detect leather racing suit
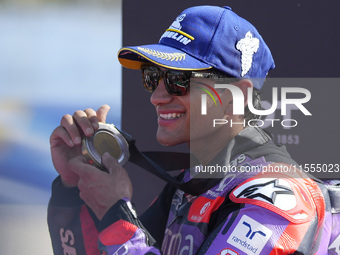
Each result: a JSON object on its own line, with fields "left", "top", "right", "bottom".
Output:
{"left": 48, "top": 127, "right": 340, "bottom": 254}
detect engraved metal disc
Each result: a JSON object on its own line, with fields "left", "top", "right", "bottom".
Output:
{"left": 82, "top": 123, "right": 130, "bottom": 168}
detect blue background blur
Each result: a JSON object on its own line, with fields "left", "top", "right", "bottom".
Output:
{"left": 0, "top": 1, "right": 122, "bottom": 253}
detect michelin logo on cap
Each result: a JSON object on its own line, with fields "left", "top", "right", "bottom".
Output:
{"left": 236, "top": 31, "right": 260, "bottom": 77}
{"left": 160, "top": 13, "right": 194, "bottom": 45}
{"left": 170, "top": 14, "right": 186, "bottom": 30}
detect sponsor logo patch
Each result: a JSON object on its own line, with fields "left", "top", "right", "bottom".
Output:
{"left": 187, "top": 196, "right": 224, "bottom": 223}
{"left": 230, "top": 175, "right": 316, "bottom": 223}
{"left": 160, "top": 13, "right": 194, "bottom": 46}
{"left": 227, "top": 215, "right": 272, "bottom": 255}
{"left": 231, "top": 178, "right": 296, "bottom": 211}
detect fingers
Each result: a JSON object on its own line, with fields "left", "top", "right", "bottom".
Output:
{"left": 60, "top": 114, "right": 82, "bottom": 145}
{"left": 84, "top": 108, "right": 100, "bottom": 130}
{"left": 69, "top": 156, "right": 103, "bottom": 182}
{"left": 50, "top": 125, "right": 75, "bottom": 148}
{"left": 70, "top": 153, "right": 119, "bottom": 178}
{"left": 101, "top": 152, "right": 120, "bottom": 174}
{"left": 71, "top": 153, "right": 133, "bottom": 220}
{"left": 72, "top": 109, "right": 95, "bottom": 137}
{"left": 70, "top": 153, "right": 121, "bottom": 181}
{"left": 101, "top": 153, "right": 133, "bottom": 198}
{"left": 57, "top": 105, "right": 110, "bottom": 146}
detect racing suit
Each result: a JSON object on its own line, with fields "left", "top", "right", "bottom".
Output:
{"left": 48, "top": 127, "right": 340, "bottom": 254}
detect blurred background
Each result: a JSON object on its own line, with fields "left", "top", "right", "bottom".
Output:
{"left": 1, "top": 0, "right": 339, "bottom": 253}
{"left": 0, "top": 0, "right": 122, "bottom": 253}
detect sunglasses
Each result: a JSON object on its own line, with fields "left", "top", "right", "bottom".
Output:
{"left": 141, "top": 65, "right": 230, "bottom": 96}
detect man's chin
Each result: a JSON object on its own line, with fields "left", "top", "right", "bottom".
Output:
{"left": 157, "top": 138, "right": 177, "bottom": 147}
{"left": 156, "top": 134, "right": 183, "bottom": 147}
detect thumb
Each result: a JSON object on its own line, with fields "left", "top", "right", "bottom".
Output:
{"left": 101, "top": 152, "right": 120, "bottom": 174}
{"left": 69, "top": 155, "right": 95, "bottom": 176}
{"left": 96, "top": 104, "right": 111, "bottom": 123}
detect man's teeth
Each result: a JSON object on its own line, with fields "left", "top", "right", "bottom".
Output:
{"left": 159, "top": 113, "right": 184, "bottom": 119}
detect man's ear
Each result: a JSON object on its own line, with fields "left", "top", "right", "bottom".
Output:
{"left": 234, "top": 79, "right": 253, "bottom": 107}
{"left": 223, "top": 79, "right": 253, "bottom": 117}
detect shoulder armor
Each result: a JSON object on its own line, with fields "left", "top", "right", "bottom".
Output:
{"left": 229, "top": 163, "right": 324, "bottom": 223}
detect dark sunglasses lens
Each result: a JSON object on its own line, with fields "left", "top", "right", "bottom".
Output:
{"left": 166, "top": 71, "right": 189, "bottom": 96}
{"left": 142, "top": 67, "right": 160, "bottom": 92}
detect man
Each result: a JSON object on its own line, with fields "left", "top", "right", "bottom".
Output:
{"left": 48, "top": 5, "right": 334, "bottom": 254}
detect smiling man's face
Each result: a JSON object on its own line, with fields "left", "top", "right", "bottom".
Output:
{"left": 149, "top": 70, "right": 231, "bottom": 148}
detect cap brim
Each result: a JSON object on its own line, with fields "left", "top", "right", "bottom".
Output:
{"left": 118, "top": 44, "right": 212, "bottom": 70}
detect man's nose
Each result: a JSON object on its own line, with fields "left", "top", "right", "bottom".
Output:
{"left": 150, "top": 79, "right": 173, "bottom": 106}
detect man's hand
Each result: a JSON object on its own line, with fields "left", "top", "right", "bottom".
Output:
{"left": 50, "top": 105, "right": 111, "bottom": 187}
{"left": 70, "top": 153, "right": 133, "bottom": 220}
